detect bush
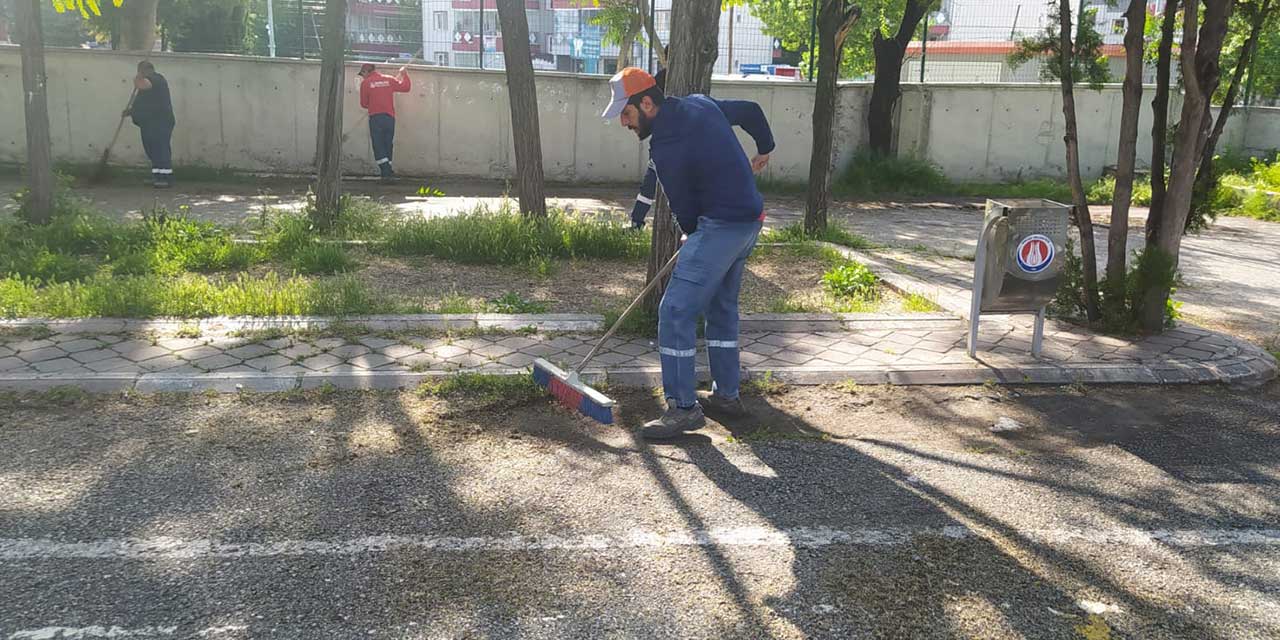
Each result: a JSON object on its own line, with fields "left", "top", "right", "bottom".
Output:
{"left": 836, "top": 152, "right": 951, "bottom": 196}
{"left": 1086, "top": 176, "right": 1153, "bottom": 206}
{"left": 822, "top": 262, "right": 879, "bottom": 300}
{"left": 1238, "top": 191, "right": 1280, "bottom": 222}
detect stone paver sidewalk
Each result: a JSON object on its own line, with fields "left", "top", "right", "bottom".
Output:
{"left": 0, "top": 310, "right": 1273, "bottom": 394}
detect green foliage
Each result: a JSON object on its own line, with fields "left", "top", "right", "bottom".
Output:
{"left": 160, "top": 0, "right": 253, "bottom": 54}
{"left": 836, "top": 151, "right": 952, "bottom": 196}
{"left": 952, "top": 179, "right": 1075, "bottom": 203}
{"left": 903, "top": 293, "right": 940, "bottom": 312}
{"left": 1008, "top": 3, "right": 1111, "bottom": 89}
{"left": 487, "top": 292, "right": 550, "bottom": 314}
{"left": 380, "top": 205, "right": 647, "bottom": 265}
{"left": 289, "top": 244, "right": 357, "bottom": 275}
{"left": 1050, "top": 236, "right": 1087, "bottom": 320}
{"left": 417, "top": 372, "right": 543, "bottom": 405}
{"left": 821, "top": 261, "right": 878, "bottom": 300}
{"left": 1057, "top": 237, "right": 1179, "bottom": 333}
{"left": 749, "top": 0, "right": 938, "bottom": 79}
{"left": 1237, "top": 191, "right": 1280, "bottom": 221}
{"left": 50, "top": 0, "right": 121, "bottom": 19}
{"left": 0, "top": 272, "right": 379, "bottom": 319}
{"left": 1086, "top": 176, "right": 1153, "bottom": 206}
{"left": 758, "top": 222, "right": 874, "bottom": 249}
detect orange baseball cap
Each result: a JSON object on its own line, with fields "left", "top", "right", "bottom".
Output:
{"left": 601, "top": 67, "right": 657, "bottom": 119}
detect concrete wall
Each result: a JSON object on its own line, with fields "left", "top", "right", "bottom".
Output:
{"left": 2, "top": 46, "right": 1278, "bottom": 184}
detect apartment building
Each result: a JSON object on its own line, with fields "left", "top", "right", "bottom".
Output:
{"left": 421, "top": 0, "right": 780, "bottom": 74}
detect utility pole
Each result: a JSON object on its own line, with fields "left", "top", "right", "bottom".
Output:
{"left": 267, "top": 0, "right": 278, "bottom": 57}
{"left": 479, "top": 4, "right": 485, "bottom": 69}
{"left": 299, "top": 0, "right": 306, "bottom": 58}
{"left": 807, "top": 0, "right": 818, "bottom": 81}
{"left": 919, "top": 9, "right": 928, "bottom": 82}
{"left": 726, "top": 3, "right": 734, "bottom": 74}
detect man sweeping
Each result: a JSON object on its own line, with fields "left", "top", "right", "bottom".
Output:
{"left": 123, "top": 61, "right": 175, "bottom": 189}
{"left": 602, "top": 67, "right": 774, "bottom": 440}
{"left": 358, "top": 63, "right": 411, "bottom": 183}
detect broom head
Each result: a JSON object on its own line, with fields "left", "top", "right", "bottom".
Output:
{"left": 532, "top": 358, "right": 615, "bottom": 425}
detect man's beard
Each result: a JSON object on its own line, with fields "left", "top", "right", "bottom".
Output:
{"left": 632, "top": 109, "right": 653, "bottom": 141}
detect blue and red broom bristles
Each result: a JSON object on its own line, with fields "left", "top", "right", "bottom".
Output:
{"left": 532, "top": 358, "right": 615, "bottom": 425}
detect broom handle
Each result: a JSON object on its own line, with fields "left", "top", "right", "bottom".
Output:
{"left": 105, "top": 89, "right": 139, "bottom": 155}
{"left": 575, "top": 247, "right": 682, "bottom": 374}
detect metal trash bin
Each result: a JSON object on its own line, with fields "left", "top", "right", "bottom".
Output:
{"left": 967, "top": 199, "right": 1072, "bottom": 358}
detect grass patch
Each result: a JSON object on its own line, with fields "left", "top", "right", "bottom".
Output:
{"left": 1087, "top": 175, "right": 1153, "bottom": 206}
{"left": 1234, "top": 191, "right": 1280, "bottom": 222}
{"left": 381, "top": 204, "right": 647, "bottom": 265}
{"left": 289, "top": 244, "right": 358, "bottom": 275}
{"left": 0, "top": 273, "right": 379, "bottom": 319}
{"left": 174, "top": 323, "right": 202, "bottom": 339}
{"left": 487, "top": 292, "right": 550, "bottom": 314}
{"left": 952, "top": 179, "right": 1074, "bottom": 203}
{"left": 602, "top": 306, "right": 659, "bottom": 338}
{"left": 0, "top": 324, "right": 54, "bottom": 342}
{"left": 903, "top": 293, "right": 941, "bottom": 313}
{"left": 741, "top": 371, "right": 787, "bottom": 396}
{"left": 759, "top": 222, "right": 874, "bottom": 250}
{"left": 417, "top": 372, "right": 543, "bottom": 405}
{"left": 835, "top": 151, "right": 951, "bottom": 197}
{"left": 0, "top": 207, "right": 263, "bottom": 282}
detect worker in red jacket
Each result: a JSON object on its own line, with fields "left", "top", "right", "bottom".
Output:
{"left": 358, "top": 63, "right": 411, "bottom": 183}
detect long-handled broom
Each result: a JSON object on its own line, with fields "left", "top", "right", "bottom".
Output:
{"left": 90, "top": 89, "right": 138, "bottom": 184}
{"left": 533, "top": 248, "right": 682, "bottom": 425}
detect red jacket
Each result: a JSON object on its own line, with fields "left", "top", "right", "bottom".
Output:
{"left": 360, "top": 71, "right": 411, "bottom": 118}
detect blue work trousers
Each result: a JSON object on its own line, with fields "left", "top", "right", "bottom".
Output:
{"left": 658, "top": 216, "right": 762, "bottom": 409}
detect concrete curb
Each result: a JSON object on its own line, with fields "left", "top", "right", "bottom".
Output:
{"left": 1, "top": 313, "right": 964, "bottom": 336}
{"left": 3, "top": 351, "right": 1273, "bottom": 394}
{"left": 0, "top": 314, "right": 605, "bottom": 335}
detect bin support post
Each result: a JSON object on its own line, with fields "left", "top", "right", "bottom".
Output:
{"left": 1032, "top": 307, "right": 1046, "bottom": 359}
{"left": 968, "top": 215, "right": 999, "bottom": 359}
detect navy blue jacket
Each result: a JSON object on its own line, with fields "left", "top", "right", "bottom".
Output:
{"left": 642, "top": 95, "right": 775, "bottom": 234}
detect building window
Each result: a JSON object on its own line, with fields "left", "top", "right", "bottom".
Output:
{"left": 434, "top": 11, "right": 447, "bottom": 31}
{"left": 1111, "top": 18, "right": 1125, "bottom": 35}
{"left": 435, "top": 52, "right": 449, "bottom": 66}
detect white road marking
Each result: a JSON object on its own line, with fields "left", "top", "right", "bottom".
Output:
{"left": 1, "top": 526, "right": 1278, "bottom": 561}
{"left": 7, "top": 627, "right": 176, "bottom": 639}
{"left": 5, "top": 627, "right": 243, "bottom": 639}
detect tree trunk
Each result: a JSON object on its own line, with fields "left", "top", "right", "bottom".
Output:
{"left": 637, "top": 0, "right": 667, "bottom": 67}
{"left": 119, "top": 0, "right": 161, "bottom": 51}
{"left": 497, "top": 0, "right": 547, "bottom": 218}
{"left": 1146, "top": 0, "right": 1179, "bottom": 245}
{"left": 643, "top": 0, "right": 720, "bottom": 311}
{"left": 312, "top": 0, "right": 347, "bottom": 228}
{"left": 16, "top": 0, "right": 54, "bottom": 225}
{"left": 1104, "top": 0, "right": 1147, "bottom": 304}
{"left": 804, "top": 0, "right": 860, "bottom": 234}
{"left": 1140, "top": 0, "right": 1233, "bottom": 332}
{"left": 1193, "top": 0, "right": 1272, "bottom": 196}
{"left": 867, "top": 0, "right": 930, "bottom": 156}
{"left": 1058, "top": 0, "right": 1102, "bottom": 322}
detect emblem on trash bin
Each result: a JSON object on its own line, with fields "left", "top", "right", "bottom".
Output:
{"left": 1015, "top": 234, "right": 1055, "bottom": 273}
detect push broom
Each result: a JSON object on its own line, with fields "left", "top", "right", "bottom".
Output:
{"left": 90, "top": 88, "right": 138, "bottom": 184}
{"left": 533, "top": 248, "right": 682, "bottom": 425}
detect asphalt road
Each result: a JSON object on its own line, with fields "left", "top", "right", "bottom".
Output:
{"left": 1, "top": 382, "right": 1278, "bottom": 639}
